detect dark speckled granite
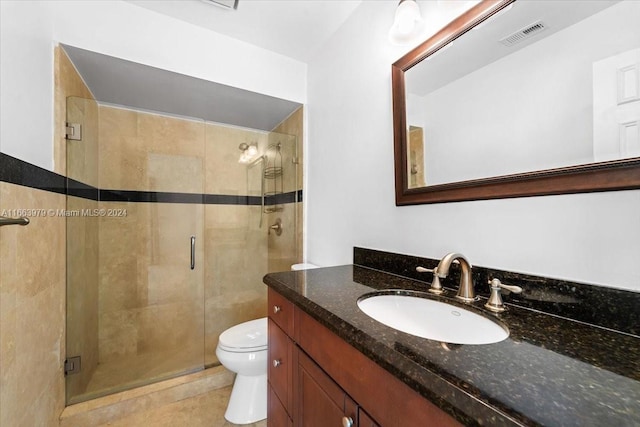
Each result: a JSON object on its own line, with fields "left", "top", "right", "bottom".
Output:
{"left": 264, "top": 260, "right": 640, "bottom": 427}
{"left": 354, "top": 247, "right": 640, "bottom": 337}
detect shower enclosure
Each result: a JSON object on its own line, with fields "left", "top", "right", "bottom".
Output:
{"left": 65, "top": 97, "right": 300, "bottom": 404}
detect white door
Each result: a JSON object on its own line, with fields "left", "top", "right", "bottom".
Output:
{"left": 593, "top": 48, "right": 640, "bottom": 161}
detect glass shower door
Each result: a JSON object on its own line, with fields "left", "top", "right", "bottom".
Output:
{"left": 65, "top": 98, "right": 205, "bottom": 404}
{"left": 65, "top": 96, "right": 100, "bottom": 404}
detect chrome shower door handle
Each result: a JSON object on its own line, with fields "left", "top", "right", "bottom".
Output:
{"left": 190, "top": 236, "right": 196, "bottom": 270}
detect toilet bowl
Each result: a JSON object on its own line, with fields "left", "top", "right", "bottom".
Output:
{"left": 216, "top": 317, "right": 268, "bottom": 425}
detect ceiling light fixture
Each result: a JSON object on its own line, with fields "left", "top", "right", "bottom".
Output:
{"left": 388, "top": 0, "right": 426, "bottom": 45}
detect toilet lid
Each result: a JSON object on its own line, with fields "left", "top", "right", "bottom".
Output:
{"left": 218, "top": 317, "right": 268, "bottom": 352}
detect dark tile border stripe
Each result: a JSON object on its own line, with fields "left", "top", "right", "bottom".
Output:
{"left": 1, "top": 153, "right": 303, "bottom": 206}
{"left": 0, "top": 152, "right": 66, "bottom": 195}
{"left": 68, "top": 178, "right": 99, "bottom": 200}
{"left": 100, "top": 190, "right": 204, "bottom": 204}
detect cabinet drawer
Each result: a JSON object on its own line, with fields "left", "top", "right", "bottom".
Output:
{"left": 268, "top": 319, "right": 292, "bottom": 414}
{"left": 268, "top": 288, "right": 294, "bottom": 336}
{"left": 268, "top": 384, "right": 292, "bottom": 427}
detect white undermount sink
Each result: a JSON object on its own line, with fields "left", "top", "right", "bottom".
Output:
{"left": 357, "top": 292, "right": 509, "bottom": 345}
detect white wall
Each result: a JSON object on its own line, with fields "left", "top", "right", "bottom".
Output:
{"left": 0, "top": 0, "right": 307, "bottom": 171}
{"left": 0, "top": 1, "right": 55, "bottom": 170}
{"left": 418, "top": 1, "right": 640, "bottom": 185}
{"left": 306, "top": 1, "right": 640, "bottom": 291}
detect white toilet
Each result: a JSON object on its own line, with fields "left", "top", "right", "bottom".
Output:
{"left": 217, "top": 264, "right": 318, "bottom": 423}
{"left": 216, "top": 317, "right": 268, "bottom": 424}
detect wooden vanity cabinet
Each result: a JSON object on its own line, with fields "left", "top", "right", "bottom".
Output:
{"left": 268, "top": 318, "right": 293, "bottom": 424}
{"left": 268, "top": 289, "right": 295, "bottom": 426}
{"left": 296, "top": 350, "right": 358, "bottom": 427}
{"left": 268, "top": 385, "right": 293, "bottom": 427}
{"left": 267, "top": 288, "right": 461, "bottom": 427}
{"left": 358, "top": 410, "right": 380, "bottom": 427}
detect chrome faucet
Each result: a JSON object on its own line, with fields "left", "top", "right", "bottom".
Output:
{"left": 436, "top": 253, "right": 476, "bottom": 302}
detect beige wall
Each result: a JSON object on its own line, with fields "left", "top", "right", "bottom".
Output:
{"left": 34, "top": 49, "right": 304, "bottom": 408}
{"left": 98, "top": 106, "right": 205, "bottom": 193}
{"left": 203, "top": 122, "right": 269, "bottom": 366}
{"left": 268, "top": 107, "right": 304, "bottom": 272}
{"left": 408, "top": 126, "right": 426, "bottom": 188}
{"left": 94, "top": 200, "right": 205, "bottom": 394}
{"left": 0, "top": 44, "right": 101, "bottom": 424}
{"left": 54, "top": 47, "right": 94, "bottom": 177}
{"left": 65, "top": 195, "right": 100, "bottom": 403}
{"left": 95, "top": 107, "right": 278, "bottom": 370}
{"left": 0, "top": 183, "right": 66, "bottom": 426}
{"left": 56, "top": 47, "right": 101, "bottom": 404}
{"left": 89, "top": 107, "right": 206, "bottom": 399}
{"left": 65, "top": 96, "right": 100, "bottom": 402}
{"left": 2, "top": 43, "right": 304, "bottom": 423}
{"left": 272, "top": 107, "right": 304, "bottom": 193}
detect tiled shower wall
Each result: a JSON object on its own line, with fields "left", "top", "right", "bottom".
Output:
{"left": 66, "top": 89, "right": 302, "bottom": 402}
{"left": 269, "top": 107, "right": 304, "bottom": 273}
{"left": 0, "top": 47, "right": 90, "bottom": 426}
{"left": 66, "top": 95, "right": 100, "bottom": 402}
{"left": 0, "top": 43, "right": 304, "bottom": 423}
{"left": 0, "top": 182, "right": 66, "bottom": 427}
{"left": 94, "top": 107, "right": 206, "bottom": 375}
{"left": 94, "top": 106, "right": 278, "bottom": 369}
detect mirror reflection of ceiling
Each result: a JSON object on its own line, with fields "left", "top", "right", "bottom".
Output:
{"left": 406, "top": 0, "right": 620, "bottom": 97}
{"left": 62, "top": 44, "right": 302, "bottom": 131}
{"left": 403, "top": 0, "right": 640, "bottom": 187}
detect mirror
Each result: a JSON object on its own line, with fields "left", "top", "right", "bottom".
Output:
{"left": 392, "top": 0, "right": 640, "bottom": 205}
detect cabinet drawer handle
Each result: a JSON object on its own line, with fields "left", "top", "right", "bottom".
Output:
{"left": 272, "top": 359, "right": 282, "bottom": 368}
{"left": 342, "top": 416, "right": 354, "bottom": 427}
{"left": 273, "top": 305, "right": 281, "bottom": 314}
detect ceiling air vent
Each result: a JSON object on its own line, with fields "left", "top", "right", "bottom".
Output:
{"left": 499, "top": 21, "right": 546, "bottom": 47}
{"left": 201, "top": 0, "right": 239, "bottom": 10}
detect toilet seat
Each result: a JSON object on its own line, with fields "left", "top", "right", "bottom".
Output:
{"left": 218, "top": 317, "right": 267, "bottom": 353}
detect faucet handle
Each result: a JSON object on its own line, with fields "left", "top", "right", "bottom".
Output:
{"left": 484, "top": 278, "right": 522, "bottom": 312}
{"left": 489, "top": 278, "right": 522, "bottom": 294}
{"left": 416, "top": 266, "right": 444, "bottom": 295}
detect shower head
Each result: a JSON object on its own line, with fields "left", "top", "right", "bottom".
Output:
{"left": 238, "top": 143, "right": 258, "bottom": 163}
{"left": 239, "top": 143, "right": 257, "bottom": 155}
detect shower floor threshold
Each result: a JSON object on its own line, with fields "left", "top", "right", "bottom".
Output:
{"left": 60, "top": 365, "right": 233, "bottom": 427}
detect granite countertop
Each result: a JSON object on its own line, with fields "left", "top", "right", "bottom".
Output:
{"left": 263, "top": 264, "right": 640, "bottom": 427}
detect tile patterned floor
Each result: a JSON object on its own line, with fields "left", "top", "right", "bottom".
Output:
{"left": 99, "top": 385, "right": 267, "bottom": 427}
{"left": 61, "top": 367, "right": 266, "bottom": 427}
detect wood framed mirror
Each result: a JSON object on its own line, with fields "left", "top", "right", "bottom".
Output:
{"left": 392, "top": 0, "right": 640, "bottom": 205}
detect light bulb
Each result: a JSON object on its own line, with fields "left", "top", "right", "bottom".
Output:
{"left": 389, "top": 0, "right": 425, "bottom": 45}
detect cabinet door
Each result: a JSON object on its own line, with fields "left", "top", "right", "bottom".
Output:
{"left": 296, "top": 349, "right": 357, "bottom": 427}
{"left": 268, "top": 385, "right": 293, "bottom": 427}
{"left": 358, "top": 409, "right": 380, "bottom": 427}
